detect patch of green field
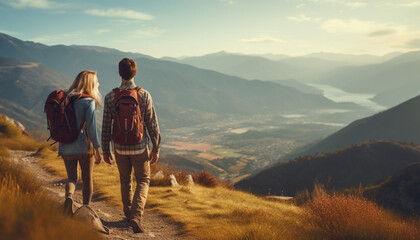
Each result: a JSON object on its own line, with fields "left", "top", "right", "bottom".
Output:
{"left": 211, "top": 148, "right": 242, "bottom": 158}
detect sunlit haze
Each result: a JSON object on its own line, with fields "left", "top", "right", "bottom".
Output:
{"left": 1, "top": 0, "right": 420, "bottom": 58}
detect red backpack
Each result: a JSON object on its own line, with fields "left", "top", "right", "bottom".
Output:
{"left": 44, "top": 90, "right": 90, "bottom": 144}
{"left": 112, "top": 87, "right": 144, "bottom": 144}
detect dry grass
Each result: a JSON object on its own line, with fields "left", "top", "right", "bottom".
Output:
{"left": 303, "top": 185, "right": 420, "bottom": 240}
{"left": 0, "top": 115, "right": 43, "bottom": 151}
{"left": 0, "top": 119, "right": 102, "bottom": 239}
{"left": 0, "top": 155, "right": 102, "bottom": 240}
{"left": 148, "top": 186, "right": 308, "bottom": 240}
{"left": 0, "top": 146, "right": 10, "bottom": 157}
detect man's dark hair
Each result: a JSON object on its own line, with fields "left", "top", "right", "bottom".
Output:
{"left": 119, "top": 58, "right": 137, "bottom": 80}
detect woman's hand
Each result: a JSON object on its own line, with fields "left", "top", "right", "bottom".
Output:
{"left": 103, "top": 153, "right": 114, "bottom": 165}
{"left": 94, "top": 148, "right": 102, "bottom": 164}
{"left": 150, "top": 151, "right": 159, "bottom": 164}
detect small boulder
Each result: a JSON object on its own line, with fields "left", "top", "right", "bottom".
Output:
{"left": 73, "top": 205, "right": 109, "bottom": 234}
{"left": 186, "top": 174, "right": 194, "bottom": 186}
{"left": 151, "top": 170, "right": 164, "bottom": 180}
{"left": 170, "top": 174, "right": 179, "bottom": 187}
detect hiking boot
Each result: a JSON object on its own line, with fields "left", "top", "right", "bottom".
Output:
{"left": 124, "top": 210, "right": 131, "bottom": 222}
{"left": 130, "top": 218, "right": 145, "bottom": 233}
{"left": 64, "top": 197, "right": 74, "bottom": 216}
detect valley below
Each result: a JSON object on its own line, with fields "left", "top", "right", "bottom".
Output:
{"left": 159, "top": 108, "right": 371, "bottom": 182}
{"left": 159, "top": 83, "right": 384, "bottom": 182}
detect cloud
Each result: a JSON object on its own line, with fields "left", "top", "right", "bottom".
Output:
{"left": 29, "top": 32, "right": 82, "bottom": 43}
{"left": 288, "top": 14, "right": 321, "bottom": 22}
{"left": 94, "top": 29, "right": 110, "bottom": 35}
{"left": 321, "top": 18, "right": 420, "bottom": 51}
{"left": 308, "top": 0, "right": 368, "bottom": 7}
{"left": 309, "top": 0, "right": 339, "bottom": 3}
{"left": 404, "top": 38, "right": 420, "bottom": 48}
{"left": 85, "top": 8, "right": 154, "bottom": 21}
{"left": 3, "top": 0, "right": 67, "bottom": 9}
{"left": 322, "top": 19, "right": 403, "bottom": 36}
{"left": 383, "top": 1, "right": 420, "bottom": 7}
{"left": 296, "top": 3, "right": 306, "bottom": 8}
{"left": 220, "top": 0, "right": 235, "bottom": 4}
{"left": 0, "top": 29, "right": 20, "bottom": 37}
{"left": 366, "top": 29, "right": 396, "bottom": 37}
{"left": 345, "top": 2, "right": 367, "bottom": 8}
{"left": 240, "top": 35, "right": 284, "bottom": 43}
{"left": 132, "top": 28, "right": 165, "bottom": 39}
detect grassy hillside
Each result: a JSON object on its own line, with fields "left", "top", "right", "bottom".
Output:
{"left": 0, "top": 56, "right": 70, "bottom": 129}
{"left": 366, "top": 163, "right": 420, "bottom": 216}
{"left": 1, "top": 113, "right": 417, "bottom": 239}
{"left": 37, "top": 138, "right": 420, "bottom": 239}
{"left": 0, "top": 115, "right": 101, "bottom": 240}
{"left": 236, "top": 140, "right": 420, "bottom": 196}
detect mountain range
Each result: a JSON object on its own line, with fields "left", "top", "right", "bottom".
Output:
{"left": 173, "top": 50, "right": 420, "bottom": 109}
{"left": 174, "top": 51, "right": 400, "bottom": 83}
{"left": 0, "top": 56, "right": 69, "bottom": 129}
{"left": 319, "top": 50, "right": 420, "bottom": 107}
{"left": 298, "top": 94, "right": 420, "bottom": 155}
{"left": 0, "top": 33, "right": 358, "bottom": 130}
{"left": 176, "top": 51, "right": 351, "bottom": 82}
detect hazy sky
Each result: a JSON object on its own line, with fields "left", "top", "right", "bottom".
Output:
{"left": 1, "top": 0, "right": 419, "bottom": 58}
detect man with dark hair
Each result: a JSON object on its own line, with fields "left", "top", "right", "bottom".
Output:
{"left": 102, "top": 58, "right": 161, "bottom": 233}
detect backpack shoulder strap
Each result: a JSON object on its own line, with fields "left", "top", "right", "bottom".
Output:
{"left": 79, "top": 93, "right": 92, "bottom": 99}
{"left": 68, "top": 92, "right": 92, "bottom": 101}
{"left": 112, "top": 88, "right": 120, "bottom": 94}
{"left": 134, "top": 86, "right": 142, "bottom": 105}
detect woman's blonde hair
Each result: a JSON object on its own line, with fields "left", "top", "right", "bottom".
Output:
{"left": 68, "top": 70, "right": 102, "bottom": 107}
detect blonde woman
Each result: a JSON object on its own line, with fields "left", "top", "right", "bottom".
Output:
{"left": 59, "top": 70, "right": 102, "bottom": 214}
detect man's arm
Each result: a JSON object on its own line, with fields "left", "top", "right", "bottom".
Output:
{"left": 143, "top": 91, "right": 161, "bottom": 160}
{"left": 101, "top": 93, "right": 114, "bottom": 164}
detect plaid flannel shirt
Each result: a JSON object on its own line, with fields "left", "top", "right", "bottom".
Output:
{"left": 101, "top": 81, "right": 161, "bottom": 155}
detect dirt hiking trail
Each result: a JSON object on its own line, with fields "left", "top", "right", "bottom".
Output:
{"left": 11, "top": 150, "right": 190, "bottom": 240}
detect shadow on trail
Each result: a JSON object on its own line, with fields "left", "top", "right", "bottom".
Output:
{"left": 101, "top": 219, "right": 129, "bottom": 230}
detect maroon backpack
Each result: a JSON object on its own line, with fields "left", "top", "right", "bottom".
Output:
{"left": 44, "top": 90, "right": 90, "bottom": 144}
{"left": 112, "top": 87, "right": 144, "bottom": 144}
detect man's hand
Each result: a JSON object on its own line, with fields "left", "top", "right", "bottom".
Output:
{"left": 103, "top": 153, "right": 114, "bottom": 165}
{"left": 150, "top": 151, "right": 159, "bottom": 164}
{"left": 94, "top": 148, "right": 102, "bottom": 164}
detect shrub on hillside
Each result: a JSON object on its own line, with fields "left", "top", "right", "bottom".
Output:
{"left": 192, "top": 170, "right": 219, "bottom": 188}
{"left": 304, "top": 187, "right": 420, "bottom": 240}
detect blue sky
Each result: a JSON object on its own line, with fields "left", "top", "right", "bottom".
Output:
{"left": 1, "top": 0, "right": 420, "bottom": 58}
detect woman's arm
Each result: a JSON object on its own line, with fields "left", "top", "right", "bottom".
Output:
{"left": 85, "top": 99, "right": 102, "bottom": 164}
{"left": 85, "top": 99, "right": 101, "bottom": 149}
